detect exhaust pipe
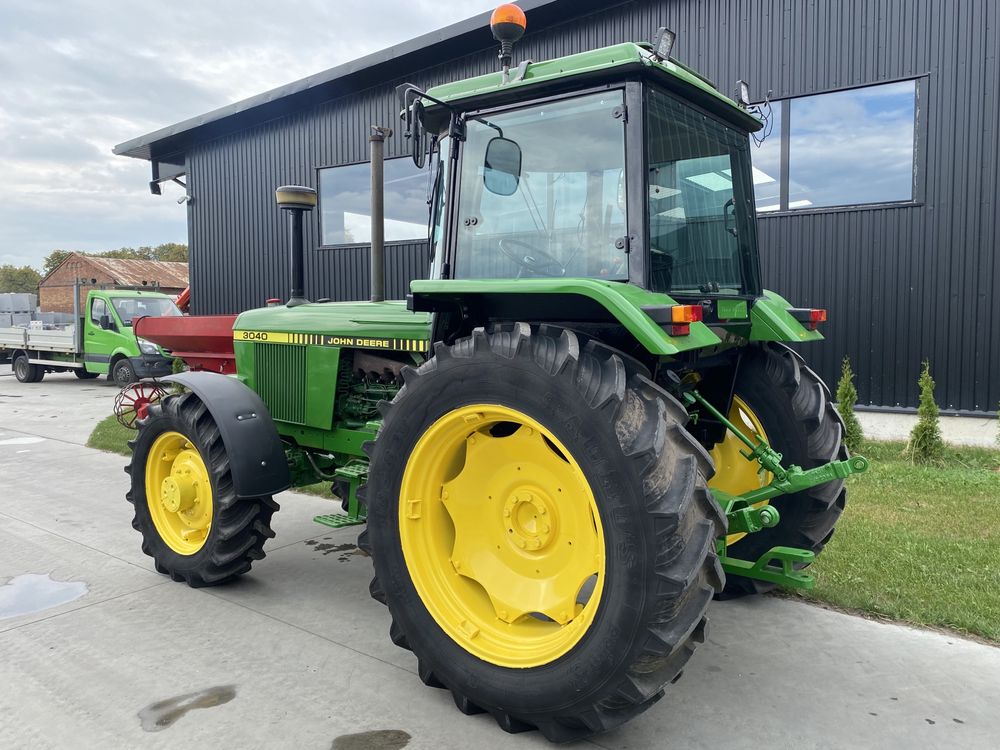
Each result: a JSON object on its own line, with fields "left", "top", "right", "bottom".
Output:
{"left": 369, "top": 126, "right": 392, "bottom": 303}
{"left": 275, "top": 185, "right": 317, "bottom": 308}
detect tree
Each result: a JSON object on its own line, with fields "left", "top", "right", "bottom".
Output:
{"left": 906, "top": 360, "right": 945, "bottom": 464}
{"left": 42, "top": 250, "right": 72, "bottom": 276}
{"left": 836, "top": 356, "right": 864, "bottom": 453}
{"left": 153, "top": 243, "right": 188, "bottom": 262}
{"left": 0, "top": 265, "right": 42, "bottom": 293}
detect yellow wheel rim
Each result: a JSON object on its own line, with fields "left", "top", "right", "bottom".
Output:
{"left": 708, "top": 396, "right": 773, "bottom": 546}
{"left": 145, "top": 431, "right": 214, "bottom": 555}
{"left": 399, "top": 404, "right": 606, "bottom": 669}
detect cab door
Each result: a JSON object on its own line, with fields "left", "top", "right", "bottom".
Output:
{"left": 84, "top": 296, "right": 116, "bottom": 374}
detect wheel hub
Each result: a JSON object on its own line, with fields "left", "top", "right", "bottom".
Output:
{"left": 160, "top": 473, "right": 196, "bottom": 513}
{"left": 504, "top": 489, "right": 555, "bottom": 551}
{"left": 144, "top": 431, "right": 213, "bottom": 555}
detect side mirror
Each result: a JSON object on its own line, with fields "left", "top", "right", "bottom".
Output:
{"left": 410, "top": 99, "right": 427, "bottom": 169}
{"left": 483, "top": 137, "right": 521, "bottom": 196}
{"left": 99, "top": 314, "right": 111, "bottom": 330}
{"left": 397, "top": 84, "right": 428, "bottom": 169}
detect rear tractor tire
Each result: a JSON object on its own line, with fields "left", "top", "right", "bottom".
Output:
{"left": 126, "top": 391, "right": 278, "bottom": 587}
{"left": 709, "top": 342, "right": 847, "bottom": 598}
{"left": 361, "top": 324, "right": 725, "bottom": 741}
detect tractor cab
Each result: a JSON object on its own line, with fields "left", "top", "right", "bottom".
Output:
{"left": 408, "top": 23, "right": 765, "bottom": 306}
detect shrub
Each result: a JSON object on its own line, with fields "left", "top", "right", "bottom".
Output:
{"left": 836, "top": 356, "right": 864, "bottom": 453}
{"left": 906, "top": 360, "right": 945, "bottom": 464}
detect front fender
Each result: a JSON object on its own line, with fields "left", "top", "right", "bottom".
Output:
{"left": 409, "top": 278, "right": 720, "bottom": 356}
{"left": 162, "top": 372, "right": 291, "bottom": 498}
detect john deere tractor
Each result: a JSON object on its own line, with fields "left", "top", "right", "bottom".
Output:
{"left": 126, "top": 5, "right": 866, "bottom": 741}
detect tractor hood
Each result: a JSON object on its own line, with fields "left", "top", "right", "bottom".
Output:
{"left": 234, "top": 300, "right": 431, "bottom": 348}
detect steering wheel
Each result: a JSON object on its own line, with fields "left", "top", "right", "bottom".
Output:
{"left": 498, "top": 238, "right": 566, "bottom": 276}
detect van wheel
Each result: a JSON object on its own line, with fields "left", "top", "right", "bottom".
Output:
{"left": 112, "top": 358, "right": 138, "bottom": 386}
{"left": 75, "top": 369, "right": 100, "bottom": 380}
{"left": 13, "top": 354, "right": 43, "bottom": 383}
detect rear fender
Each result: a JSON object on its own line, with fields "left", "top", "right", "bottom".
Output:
{"left": 750, "top": 290, "right": 824, "bottom": 343}
{"left": 161, "top": 372, "right": 291, "bottom": 498}
{"left": 409, "top": 278, "right": 721, "bottom": 356}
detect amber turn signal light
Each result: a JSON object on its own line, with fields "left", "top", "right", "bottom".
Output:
{"left": 668, "top": 304, "right": 703, "bottom": 336}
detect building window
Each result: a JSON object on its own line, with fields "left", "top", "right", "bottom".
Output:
{"left": 319, "top": 157, "right": 428, "bottom": 246}
{"left": 752, "top": 80, "right": 917, "bottom": 213}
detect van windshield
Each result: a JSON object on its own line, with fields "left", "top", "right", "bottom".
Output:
{"left": 111, "top": 297, "right": 182, "bottom": 326}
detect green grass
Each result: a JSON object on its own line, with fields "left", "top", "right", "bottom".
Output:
{"left": 297, "top": 482, "right": 337, "bottom": 499}
{"left": 786, "top": 440, "right": 1000, "bottom": 643}
{"left": 85, "top": 413, "right": 134, "bottom": 456}
{"left": 87, "top": 413, "right": 1000, "bottom": 641}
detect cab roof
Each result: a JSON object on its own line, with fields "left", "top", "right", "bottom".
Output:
{"left": 426, "top": 42, "right": 762, "bottom": 132}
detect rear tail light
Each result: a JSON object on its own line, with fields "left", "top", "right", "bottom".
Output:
{"left": 670, "top": 304, "right": 703, "bottom": 336}
{"left": 788, "top": 307, "right": 827, "bottom": 330}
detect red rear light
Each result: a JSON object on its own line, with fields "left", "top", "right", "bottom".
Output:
{"left": 788, "top": 307, "right": 828, "bottom": 330}
{"left": 671, "top": 304, "right": 704, "bottom": 323}
{"left": 670, "top": 304, "right": 703, "bottom": 335}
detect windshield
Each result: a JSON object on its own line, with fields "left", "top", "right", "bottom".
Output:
{"left": 111, "top": 297, "right": 182, "bottom": 326}
{"left": 646, "top": 89, "right": 759, "bottom": 295}
{"left": 454, "top": 91, "right": 628, "bottom": 280}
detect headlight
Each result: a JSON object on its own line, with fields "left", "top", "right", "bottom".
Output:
{"left": 138, "top": 338, "right": 159, "bottom": 355}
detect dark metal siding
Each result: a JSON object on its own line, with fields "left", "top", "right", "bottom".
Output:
{"left": 185, "top": 0, "right": 999, "bottom": 413}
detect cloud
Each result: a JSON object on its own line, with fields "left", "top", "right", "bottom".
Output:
{"left": 0, "top": 0, "right": 497, "bottom": 270}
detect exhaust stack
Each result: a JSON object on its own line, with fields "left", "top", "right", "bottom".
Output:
{"left": 275, "top": 185, "right": 317, "bottom": 308}
{"left": 369, "top": 126, "right": 392, "bottom": 303}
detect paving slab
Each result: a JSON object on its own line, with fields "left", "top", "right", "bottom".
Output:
{"left": 0, "top": 363, "right": 121, "bottom": 446}
{"left": 2, "top": 365, "right": 999, "bottom": 749}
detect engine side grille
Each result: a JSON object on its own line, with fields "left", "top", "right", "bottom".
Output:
{"left": 255, "top": 343, "right": 307, "bottom": 424}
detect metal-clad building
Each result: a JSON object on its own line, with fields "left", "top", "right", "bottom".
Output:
{"left": 115, "top": 0, "right": 1000, "bottom": 414}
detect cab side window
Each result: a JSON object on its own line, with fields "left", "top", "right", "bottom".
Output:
{"left": 91, "top": 298, "right": 108, "bottom": 327}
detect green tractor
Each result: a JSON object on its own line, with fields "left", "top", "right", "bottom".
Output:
{"left": 126, "top": 6, "right": 866, "bottom": 741}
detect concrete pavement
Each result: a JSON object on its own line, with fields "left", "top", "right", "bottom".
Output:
{"left": 1, "top": 367, "right": 999, "bottom": 749}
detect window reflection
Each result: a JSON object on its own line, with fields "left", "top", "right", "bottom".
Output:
{"left": 750, "top": 80, "right": 916, "bottom": 212}
{"left": 789, "top": 81, "right": 915, "bottom": 208}
{"left": 320, "top": 158, "right": 428, "bottom": 245}
{"left": 750, "top": 104, "right": 781, "bottom": 213}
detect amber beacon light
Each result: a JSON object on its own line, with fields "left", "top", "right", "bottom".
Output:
{"left": 491, "top": 3, "right": 527, "bottom": 75}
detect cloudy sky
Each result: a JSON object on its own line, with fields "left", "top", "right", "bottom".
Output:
{"left": 0, "top": 0, "right": 497, "bottom": 270}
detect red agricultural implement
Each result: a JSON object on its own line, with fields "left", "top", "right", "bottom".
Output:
{"left": 134, "top": 314, "right": 238, "bottom": 374}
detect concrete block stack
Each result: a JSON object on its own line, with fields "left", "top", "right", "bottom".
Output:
{"left": 0, "top": 293, "right": 70, "bottom": 329}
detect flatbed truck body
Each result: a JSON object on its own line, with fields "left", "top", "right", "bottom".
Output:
{"left": 0, "top": 289, "right": 179, "bottom": 384}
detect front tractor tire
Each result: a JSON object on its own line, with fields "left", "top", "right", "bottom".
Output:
{"left": 710, "top": 343, "right": 847, "bottom": 598}
{"left": 362, "top": 324, "right": 725, "bottom": 741}
{"left": 126, "top": 392, "right": 278, "bottom": 587}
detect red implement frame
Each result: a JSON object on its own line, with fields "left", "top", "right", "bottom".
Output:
{"left": 135, "top": 314, "right": 238, "bottom": 374}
